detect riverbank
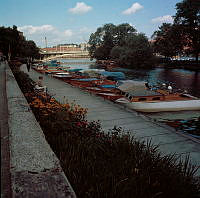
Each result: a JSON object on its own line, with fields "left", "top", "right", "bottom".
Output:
{"left": 161, "top": 60, "right": 200, "bottom": 71}
{"left": 95, "top": 59, "right": 200, "bottom": 72}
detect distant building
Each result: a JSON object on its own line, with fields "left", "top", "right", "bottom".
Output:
{"left": 18, "top": 31, "right": 26, "bottom": 40}
{"left": 41, "top": 43, "right": 89, "bottom": 53}
{"left": 18, "top": 31, "right": 23, "bottom": 37}
{"left": 80, "top": 43, "right": 90, "bottom": 51}
{"left": 57, "top": 44, "right": 78, "bottom": 48}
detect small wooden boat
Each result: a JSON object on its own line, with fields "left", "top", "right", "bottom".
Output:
{"left": 115, "top": 81, "right": 200, "bottom": 112}
{"left": 52, "top": 72, "right": 72, "bottom": 79}
{"left": 85, "top": 87, "right": 118, "bottom": 94}
{"left": 96, "top": 92, "right": 123, "bottom": 101}
{"left": 44, "top": 69, "right": 64, "bottom": 75}
{"left": 68, "top": 78, "right": 117, "bottom": 88}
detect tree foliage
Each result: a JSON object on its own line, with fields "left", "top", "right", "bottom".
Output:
{"left": 152, "top": 0, "right": 200, "bottom": 61}
{"left": 88, "top": 23, "right": 154, "bottom": 68}
{"left": 0, "top": 25, "right": 40, "bottom": 60}
{"left": 152, "top": 23, "right": 183, "bottom": 58}
{"left": 174, "top": 0, "right": 200, "bottom": 61}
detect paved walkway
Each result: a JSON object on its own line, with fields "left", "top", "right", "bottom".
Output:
{"left": 1, "top": 62, "right": 76, "bottom": 198}
{"left": 21, "top": 65, "right": 200, "bottom": 174}
{"left": 1, "top": 62, "right": 12, "bottom": 197}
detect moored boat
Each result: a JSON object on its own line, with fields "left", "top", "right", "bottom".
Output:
{"left": 52, "top": 72, "right": 73, "bottom": 79}
{"left": 96, "top": 92, "right": 123, "bottom": 101}
{"left": 115, "top": 81, "right": 200, "bottom": 112}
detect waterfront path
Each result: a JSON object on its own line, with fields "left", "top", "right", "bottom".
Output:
{"left": 21, "top": 65, "right": 200, "bottom": 174}
{"left": 1, "top": 61, "right": 12, "bottom": 197}
{"left": 1, "top": 62, "right": 76, "bottom": 198}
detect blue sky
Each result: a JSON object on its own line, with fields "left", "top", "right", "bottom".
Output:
{"left": 0, "top": 0, "right": 180, "bottom": 47}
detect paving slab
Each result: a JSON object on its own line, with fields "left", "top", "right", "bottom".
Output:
{"left": 159, "top": 139, "right": 200, "bottom": 154}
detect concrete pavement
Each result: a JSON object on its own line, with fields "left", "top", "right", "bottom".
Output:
{"left": 1, "top": 62, "right": 76, "bottom": 198}
{"left": 1, "top": 61, "right": 12, "bottom": 198}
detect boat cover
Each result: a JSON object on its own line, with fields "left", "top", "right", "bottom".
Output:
{"left": 118, "top": 80, "right": 147, "bottom": 91}
{"left": 80, "top": 69, "right": 105, "bottom": 77}
{"left": 118, "top": 80, "right": 162, "bottom": 96}
{"left": 99, "top": 84, "right": 116, "bottom": 88}
{"left": 99, "top": 71, "right": 126, "bottom": 80}
{"left": 71, "top": 78, "right": 98, "bottom": 81}
{"left": 69, "top": 68, "right": 83, "bottom": 72}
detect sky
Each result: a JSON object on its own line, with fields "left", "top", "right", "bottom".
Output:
{"left": 0, "top": 0, "right": 181, "bottom": 48}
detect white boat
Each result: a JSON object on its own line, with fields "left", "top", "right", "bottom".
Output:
{"left": 115, "top": 81, "right": 200, "bottom": 112}
{"left": 52, "top": 72, "right": 72, "bottom": 78}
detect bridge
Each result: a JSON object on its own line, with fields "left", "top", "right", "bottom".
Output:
{"left": 40, "top": 50, "right": 90, "bottom": 61}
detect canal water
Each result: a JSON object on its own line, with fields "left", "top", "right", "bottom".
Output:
{"left": 58, "top": 58, "right": 200, "bottom": 136}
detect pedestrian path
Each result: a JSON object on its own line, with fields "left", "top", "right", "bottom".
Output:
{"left": 2, "top": 62, "right": 76, "bottom": 198}
{"left": 0, "top": 62, "right": 12, "bottom": 198}
{"left": 21, "top": 65, "right": 200, "bottom": 174}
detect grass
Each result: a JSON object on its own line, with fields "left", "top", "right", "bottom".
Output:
{"left": 10, "top": 61, "right": 200, "bottom": 198}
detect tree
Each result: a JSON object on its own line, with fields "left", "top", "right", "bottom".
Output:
{"left": 93, "top": 45, "right": 110, "bottom": 60}
{"left": 117, "top": 33, "right": 154, "bottom": 68}
{"left": 88, "top": 24, "right": 116, "bottom": 60}
{"left": 152, "top": 23, "right": 183, "bottom": 58}
{"left": 88, "top": 23, "right": 136, "bottom": 60}
{"left": 174, "top": 0, "right": 200, "bottom": 61}
{"left": 22, "top": 40, "right": 40, "bottom": 60}
{"left": 110, "top": 46, "right": 124, "bottom": 61}
{"left": 88, "top": 28, "right": 104, "bottom": 59}
{"left": 88, "top": 23, "right": 154, "bottom": 68}
{"left": 113, "top": 23, "right": 136, "bottom": 46}
{"left": 0, "top": 26, "right": 14, "bottom": 59}
{"left": 0, "top": 25, "right": 40, "bottom": 60}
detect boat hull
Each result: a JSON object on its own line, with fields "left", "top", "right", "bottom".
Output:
{"left": 116, "top": 98, "right": 200, "bottom": 112}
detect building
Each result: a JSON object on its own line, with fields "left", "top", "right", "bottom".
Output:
{"left": 41, "top": 43, "right": 89, "bottom": 53}
{"left": 80, "top": 43, "right": 90, "bottom": 51}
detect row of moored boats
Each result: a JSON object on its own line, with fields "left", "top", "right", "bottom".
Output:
{"left": 32, "top": 61, "right": 200, "bottom": 113}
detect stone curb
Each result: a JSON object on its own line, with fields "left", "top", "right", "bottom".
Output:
{"left": 5, "top": 64, "right": 76, "bottom": 197}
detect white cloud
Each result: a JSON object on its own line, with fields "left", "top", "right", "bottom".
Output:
{"left": 18, "top": 24, "right": 92, "bottom": 47}
{"left": 69, "top": 2, "right": 92, "bottom": 14}
{"left": 64, "top": 29, "right": 73, "bottom": 37}
{"left": 122, "top": 2, "right": 143, "bottom": 15}
{"left": 151, "top": 15, "right": 173, "bottom": 24}
{"left": 18, "top": 25, "right": 55, "bottom": 34}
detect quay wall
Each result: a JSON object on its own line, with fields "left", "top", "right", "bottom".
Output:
{"left": 5, "top": 63, "right": 76, "bottom": 197}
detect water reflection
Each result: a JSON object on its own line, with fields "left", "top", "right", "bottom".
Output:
{"left": 60, "top": 59, "right": 200, "bottom": 97}
{"left": 155, "top": 69, "right": 200, "bottom": 97}
{"left": 125, "top": 68, "right": 200, "bottom": 97}
{"left": 114, "top": 67, "right": 200, "bottom": 124}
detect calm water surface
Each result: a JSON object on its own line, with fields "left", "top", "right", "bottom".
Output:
{"left": 59, "top": 58, "right": 200, "bottom": 97}
{"left": 114, "top": 67, "right": 200, "bottom": 122}
{"left": 124, "top": 68, "right": 200, "bottom": 98}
